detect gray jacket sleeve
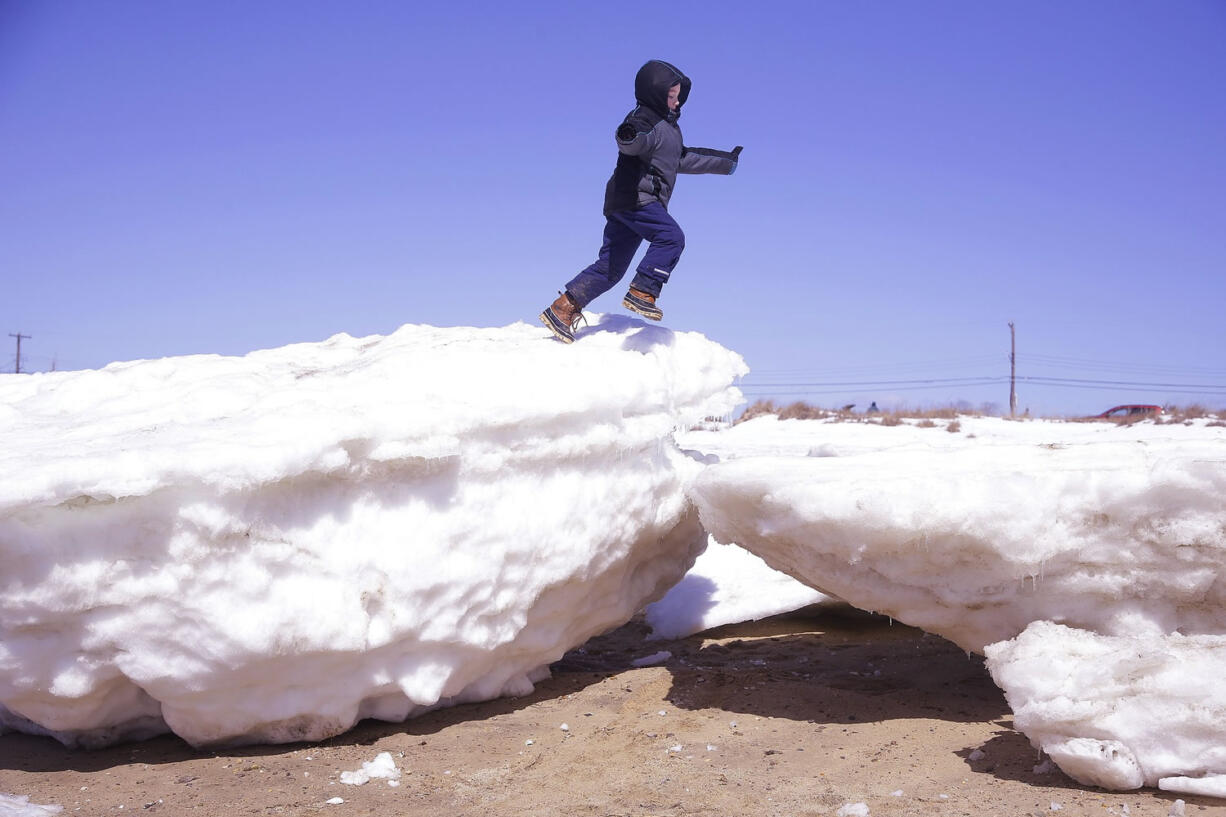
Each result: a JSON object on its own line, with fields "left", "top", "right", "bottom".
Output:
{"left": 679, "top": 146, "right": 739, "bottom": 175}
{"left": 616, "top": 120, "right": 661, "bottom": 157}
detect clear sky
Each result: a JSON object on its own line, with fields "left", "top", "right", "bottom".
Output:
{"left": 2, "top": 0, "right": 1224, "bottom": 416}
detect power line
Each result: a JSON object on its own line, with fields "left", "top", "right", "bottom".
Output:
{"left": 740, "top": 366, "right": 1226, "bottom": 392}
{"left": 1018, "top": 376, "right": 1226, "bottom": 394}
{"left": 741, "top": 374, "right": 1226, "bottom": 397}
{"left": 740, "top": 323, "right": 1225, "bottom": 407}
{"left": 742, "top": 376, "right": 1004, "bottom": 388}
{"left": 741, "top": 381, "right": 1006, "bottom": 396}
{"left": 1020, "top": 375, "right": 1226, "bottom": 391}
{"left": 748, "top": 355, "right": 1002, "bottom": 377}
{"left": 1024, "top": 354, "right": 1226, "bottom": 378}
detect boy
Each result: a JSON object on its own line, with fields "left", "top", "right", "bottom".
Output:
{"left": 540, "top": 59, "right": 742, "bottom": 343}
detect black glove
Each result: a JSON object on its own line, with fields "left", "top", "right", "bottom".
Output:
{"left": 616, "top": 123, "right": 636, "bottom": 142}
{"left": 731, "top": 145, "right": 743, "bottom": 159}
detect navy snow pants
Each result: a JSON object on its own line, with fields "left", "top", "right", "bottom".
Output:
{"left": 565, "top": 202, "right": 685, "bottom": 308}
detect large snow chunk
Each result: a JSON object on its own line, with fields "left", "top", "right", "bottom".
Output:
{"left": 0, "top": 318, "right": 746, "bottom": 748}
{"left": 690, "top": 437, "right": 1226, "bottom": 653}
{"left": 986, "top": 621, "right": 1226, "bottom": 795}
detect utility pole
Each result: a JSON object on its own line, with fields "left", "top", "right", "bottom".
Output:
{"left": 1008, "top": 322, "right": 1017, "bottom": 417}
{"left": 9, "top": 332, "right": 31, "bottom": 374}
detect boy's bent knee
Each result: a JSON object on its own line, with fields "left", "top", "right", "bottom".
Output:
{"left": 659, "top": 226, "right": 685, "bottom": 251}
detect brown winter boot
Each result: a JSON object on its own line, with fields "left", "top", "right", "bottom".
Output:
{"left": 540, "top": 291, "right": 585, "bottom": 344}
{"left": 622, "top": 287, "right": 663, "bottom": 321}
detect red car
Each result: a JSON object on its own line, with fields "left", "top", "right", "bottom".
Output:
{"left": 1096, "top": 404, "right": 1162, "bottom": 419}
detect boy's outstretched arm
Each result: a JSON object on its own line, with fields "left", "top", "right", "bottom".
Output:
{"left": 679, "top": 145, "right": 742, "bottom": 175}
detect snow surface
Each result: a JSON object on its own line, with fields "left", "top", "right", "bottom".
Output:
{"left": 987, "top": 621, "right": 1226, "bottom": 794}
{"left": 0, "top": 794, "right": 62, "bottom": 816}
{"left": 0, "top": 318, "right": 745, "bottom": 747}
{"left": 836, "top": 803, "right": 869, "bottom": 817}
{"left": 643, "top": 536, "right": 835, "bottom": 639}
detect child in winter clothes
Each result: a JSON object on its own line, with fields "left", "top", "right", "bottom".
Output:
{"left": 540, "top": 59, "right": 741, "bottom": 343}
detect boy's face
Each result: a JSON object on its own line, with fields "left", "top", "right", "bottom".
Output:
{"left": 667, "top": 83, "right": 681, "bottom": 111}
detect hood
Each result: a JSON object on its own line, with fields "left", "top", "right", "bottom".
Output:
{"left": 634, "top": 59, "right": 691, "bottom": 119}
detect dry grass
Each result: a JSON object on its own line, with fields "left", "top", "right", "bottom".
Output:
{"left": 736, "top": 400, "right": 857, "bottom": 424}
{"left": 735, "top": 400, "right": 986, "bottom": 426}
{"left": 1158, "top": 404, "right": 1226, "bottom": 424}
{"left": 735, "top": 401, "right": 1226, "bottom": 427}
{"left": 736, "top": 400, "right": 782, "bottom": 424}
{"left": 1173, "top": 404, "right": 1211, "bottom": 420}
{"left": 778, "top": 401, "right": 837, "bottom": 421}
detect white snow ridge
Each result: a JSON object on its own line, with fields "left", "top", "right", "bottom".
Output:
{"left": 689, "top": 428, "right": 1226, "bottom": 653}
{"left": 0, "top": 318, "right": 745, "bottom": 747}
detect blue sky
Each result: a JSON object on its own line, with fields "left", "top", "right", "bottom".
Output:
{"left": 2, "top": 0, "right": 1224, "bottom": 416}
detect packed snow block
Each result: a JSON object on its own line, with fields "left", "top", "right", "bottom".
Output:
{"left": 986, "top": 621, "right": 1226, "bottom": 796}
{"left": 689, "top": 440, "right": 1226, "bottom": 653}
{"left": 0, "top": 318, "right": 746, "bottom": 748}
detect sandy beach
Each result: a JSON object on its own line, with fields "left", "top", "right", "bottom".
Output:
{"left": 2, "top": 607, "right": 1216, "bottom": 816}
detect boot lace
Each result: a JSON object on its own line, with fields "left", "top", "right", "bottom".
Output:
{"left": 558, "top": 291, "right": 588, "bottom": 333}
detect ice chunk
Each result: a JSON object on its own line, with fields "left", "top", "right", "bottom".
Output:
{"left": 987, "top": 621, "right": 1226, "bottom": 795}
{"left": 690, "top": 433, "right": 1226, "bottom": 652}
{"left": 0, "top": 794, "right": 63, "bottom": 815}
{"left": 1160, "top": 777, "right": 1226, "bottom": 798}
{"left": 630, "top": 651, "right": 672, "bottom": 667}
{"left": 1041, "top": 738, "right": 1145, "bottom": 791}
{"left": 340, "top": 751, "right": 400, "bottom": 785}
{"left": 0, "top": 319, "right": 745, "bottom": 747}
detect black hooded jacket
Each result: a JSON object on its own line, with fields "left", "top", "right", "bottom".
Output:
{"left": 603, "top": 60, "right": 738, "bottom": 216}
